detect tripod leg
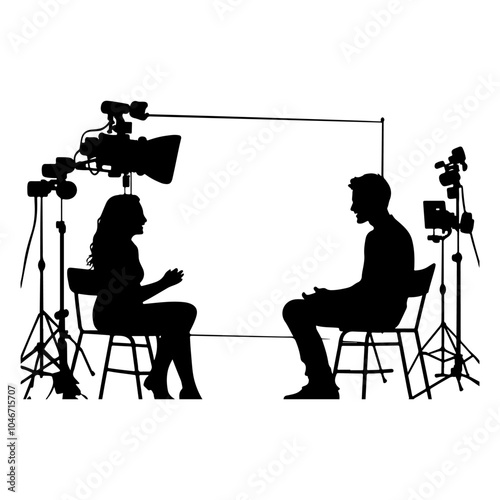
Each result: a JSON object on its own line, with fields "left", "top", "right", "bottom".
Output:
{"left": 23, "top": 349, "right": 41, "bottom": 399}
{"left": 445, "top": 325, "right": 480, "bottom": 364}
{"left": 419, "top": 323, "right": 442, "bottom": 352}
{"left": 444, "top": 326, "right": 458, "bottom": 351}
{"left": 45, "top": 311, "right": 59, "bottom": 329}
{"left": 459, "top": 341, "right": 480, "bottom": 363}
{"left": 20, "top": 314, "right": 41, "bottom": 361}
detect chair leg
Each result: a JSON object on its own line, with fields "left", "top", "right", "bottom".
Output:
{"left": 332, "top": 331, "right": 348, "bottom": 379}
{"left": 397, "top": 332, "right": 413, "bottom": 399}
{"left": 129, "top": 337, "right": 143, "bottom": 399}
{"left": 99, "top": 335, "right": 114, "bottom": 399}
{"left": 369, "top": 335, "right": 387, "bottom": 383}
{"left": 414, "top": 331, "right": 432, "bottom": 399}
{"left": 362, "top": 333, "right": 371, "bottom": 399}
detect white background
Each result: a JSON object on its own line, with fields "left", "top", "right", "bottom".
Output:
{"left": 1, "top": 1, "right": 499, "bottom": 499}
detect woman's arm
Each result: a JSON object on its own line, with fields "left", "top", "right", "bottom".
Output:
{"left": 139, "top": 269, "right": 184, "bottom": 302}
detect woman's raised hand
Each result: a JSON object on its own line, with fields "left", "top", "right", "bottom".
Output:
{"left": 162, "top": 268, "right": 184, "bottom": 288}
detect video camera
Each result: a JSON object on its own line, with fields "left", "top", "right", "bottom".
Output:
{"left": 79, "top": 101, "right": 181, "bottom": 185}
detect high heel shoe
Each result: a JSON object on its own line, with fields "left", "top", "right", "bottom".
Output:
{"left": 144, "top": 375, "right": 173, "bottom": 399}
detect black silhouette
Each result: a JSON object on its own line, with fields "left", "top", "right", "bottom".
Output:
{"left": 68, "top": 266, "right": 165, "bottom": 399}
{"left": 420, "top": 147, "right": 479, "bottom": 392}
{"left": 20, "top": 180, "right": 83, "bottom": 399}
{"left": 333, "top": 264, "right": 435, "bottom": 399}
{"left": 283, "top": 173, "right": 414, "bottom": 399}
{"left": 22, "top": 100, "right": 388, "bottom": 399}
{"left": 87, "top": 194, "right": 200, "bottom": 399}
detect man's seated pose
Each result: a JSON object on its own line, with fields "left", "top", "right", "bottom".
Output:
{"left": 282, "top": 173, "right": 414, "bottom": 399}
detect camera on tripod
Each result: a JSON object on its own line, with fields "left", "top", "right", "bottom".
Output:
{"left": 434, "top": 146, "right": 467, "bottom": 199}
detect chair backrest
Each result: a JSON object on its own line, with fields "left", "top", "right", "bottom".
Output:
{"left": 338, "top": 264, "right": 436, "bottom": 332}
{"left": 406, "top": 264, "right": 436, "bottom": 298}
{"left": 67, "top": 267, "right": 101, "bottom": 296}
{"left": 67, "top": 267, "right": 103, "bottom": 333}
{"left": 407, "top": 264, "right": 435, "bottom": 330}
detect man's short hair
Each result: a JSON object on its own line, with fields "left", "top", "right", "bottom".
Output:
{"left": 348, "top": 173, "right": 391, "bottom": 209}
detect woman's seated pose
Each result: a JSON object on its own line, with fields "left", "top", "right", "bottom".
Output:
{"left": 87, "top": 194, "right": 201, "bottom": 399}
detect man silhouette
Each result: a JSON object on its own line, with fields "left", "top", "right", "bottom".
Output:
{"left": 282, "top": 173, "right": 414, "bottom": 399}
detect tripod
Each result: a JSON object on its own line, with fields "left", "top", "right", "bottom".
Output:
{"left": 419, "top": 188, "right": 479, "bottom": 394}
{"left": 21, "top": 197, "right": 63, "bottom": 398}
{"left": 21, "top": 197, "right": 92, "bottom": 398}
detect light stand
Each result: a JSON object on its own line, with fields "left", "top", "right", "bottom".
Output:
{"left": 418, "top": 219, "right": 479, "bottom": 394}
{"left": 52, "top": 199, "right": 93, "bottom": 398}
{"left": 417, "top": 148, "right": 480, "bottom": 395}
{"left": 20, "top": 197, "right": 63, "bottom": 398}
{"left": 20, "top": 181, "right": 91, "bottom": 399}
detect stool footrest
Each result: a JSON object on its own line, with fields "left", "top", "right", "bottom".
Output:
{"left": 111, "top": 342, "right": 149, "bottom": 348}
{"left": 336, "top": 368, "right": 394, "bottom": 374}
{"left": 341, "top": 341, "right": 400, "bottom": 347}
{"left": 106, "top": 368, "right": 150, "bottom": 376}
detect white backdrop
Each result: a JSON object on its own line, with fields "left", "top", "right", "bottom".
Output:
{"left": 1, "top": 1, "right": 499, "bottom": 499}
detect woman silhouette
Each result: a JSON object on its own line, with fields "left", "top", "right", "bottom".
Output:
{"left": 88, "top": 194, "right": 201, "bottom": 399}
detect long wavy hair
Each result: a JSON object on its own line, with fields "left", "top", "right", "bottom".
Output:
{"left": 87, "top": 194, "right": 142, "bottom": 269}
